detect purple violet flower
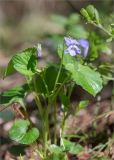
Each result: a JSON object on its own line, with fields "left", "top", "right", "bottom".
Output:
{"left": 37, "top": 44, "right": 42, "bottom": 57}
{"left": 64, "top": 37, "right": 81, "bottom": 56}
{"left": 64, "top": 37, "right": 89, "bottom": 58}
{"left": 37, "top": 49, "right": 42, "bottom": 57}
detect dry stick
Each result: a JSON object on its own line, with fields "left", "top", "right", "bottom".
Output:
{"left": 12, "top": 103, "right": 25, "bottom": 119}
{"left": 12, "top": 102, "right": 32, "bottom": 127}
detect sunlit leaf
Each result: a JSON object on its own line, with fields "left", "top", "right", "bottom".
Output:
{"left": 58, "top": 45, "right": 103, "bottom": 96}
{"left": 9, "top": 119, "right": 39, "bottom": 144}
{"left": 4, "top": 59, "right": 15, "bottom": 77}
{"left": 9, "top": 120, "right": 30, "bottom": 142}
{"left": 5, "top": 48, "right": 37, "bottom": 77}
{"left": 12, "top": 48, "right": 37, "bottom": 75}
{"left": 19, "top": 128, "right": 39, "bottom": 144}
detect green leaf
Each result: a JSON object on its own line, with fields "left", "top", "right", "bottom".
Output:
{"left": 0, "top": 96, "right": 23, "bottom": 108}
{"left": 94, "top": 8, "right": 100, "bottom": 24}
{"left": 58, "top": 46, "right": 103, "bottom": 96}
{"left": 49, "top": 154, "right": 66, "bottom": 160}
{"left": 9, "top": 120, "right": 30, "bottom": 142}
{"left": 79, "top": 100, "right": 89, "bottom": 110}
{"left": 45, "top": 65, "right": 59, "bottom": 92}
{"left": 86, "top": 5, "right": 95, "bottom": 19}
{"left": 5, "top": 48, "right": 37, "bottom": 77}
{"left": 12, "top": 48, "right": 37, "bottom": 75}
{"left": 1, "top": 84, "right": 28, "bottom": 97}
{"left": 4, "top": 59, "right": 15, "bottom": 77}
{"left": 50, "top": 144, "right": 63, "bottom": 155}
{"left": 59, "top": 93, "right": 70, "bottom": 110}
{"left": 106, "top": 37, "right": 112, "bottom": 42}
{"left": 19, "top": 128, "right": 39, "bottom": 144}
{"left": 81, "top": 5, "right": 100, "bottom": 24}
{"left": 80, "top": 8, "right": 91, "bottom": 22}
{"left": 88, "top": 40, "right": 98, "bottom": 60}
{"left": 71, "top": 64, "right": 102, "bottom": 96}
{"left": 9, "top": 119, "right": 39, "bottom": 144}
{"left": 35, "top": 65, "right": 67, "bottom": 95}
{"left": 34, "top": 73, "right": 47, "bottom": 95}
{"left": 49, "top": 144, "right": 66, "bottom": 160}
{"left": 45, "top": 65, "right": 67, "bottom": 92}
{"left": 49, "top": 145, "right": 66, "bottom": 160}
{"left": 63, "top": 139, "right": 83, "bottom": 155}
{"left": 0, "top": 84, "right": 29, "bottom": 106}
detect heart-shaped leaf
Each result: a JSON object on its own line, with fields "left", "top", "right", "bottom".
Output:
{"left": 9, "top": 119, "right": 39, "bottom": 144}
{"left": 5, "top": 48, "right": 37, "bottom": 77}
{"left": 9, "top": 120, "right": 30, "bottom": 142}
{"left": 19, "top": 128, "right": 40, "bottom": 144}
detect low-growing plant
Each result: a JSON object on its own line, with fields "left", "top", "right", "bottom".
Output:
{"left": 1, "top": 5, "right": 114, "bottom": 160}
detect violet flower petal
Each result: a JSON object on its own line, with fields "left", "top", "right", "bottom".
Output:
{"left": 37, "top": 49, "right": 42, "bottom": 57}
{"left": 64, "top": 48, "right": 69, "bottom": 54}
{"left": 64, "top": 37, "right": 79, "bottom": 47}
{"left": 64, "top": 45, "right": 81, "bottom": 56}
{"left": 69, "top": 49, "right": 77, "bottom": 56}
{"left": 70, "top": 39, "right": 80, "bottom": 46}
{"left": 64, "top": 37, "right": 72, "bottom": 47}
{"left": 78, "top": 39, "right": 89, "bottom": 57}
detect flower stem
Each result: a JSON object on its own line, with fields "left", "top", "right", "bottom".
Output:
{"left": 26, "top": 76, "right": 47, "bottom": 157}
{"left": 53, "top": 99, "right": 57, "bottom": 144}
{"left": 33, "top": 76, "right": 43, "bottom": 116}
{"left": 60, "top": 81, "right": 75, "bottom": 140}
{"left": 53, "top": 43, "right": 64, "bottom": 92}
{"left": 90, "top": 22, "right": 112, "bottom": 37}
{"left": 39, "top": 72, "right": 51, "bottom": 158}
